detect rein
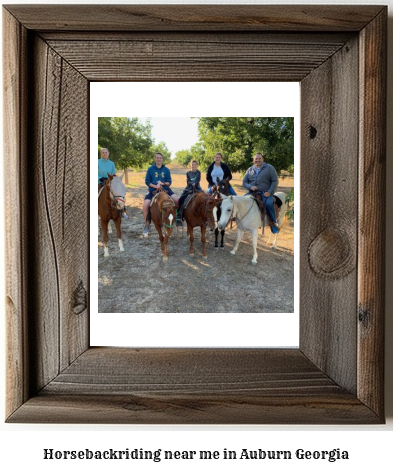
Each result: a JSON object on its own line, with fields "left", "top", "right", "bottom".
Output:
{"left": 227, "top": 197, "right": 256, "bottom": 227}
{"left": 191, "top": 195, "right": 217, "bottom": 228}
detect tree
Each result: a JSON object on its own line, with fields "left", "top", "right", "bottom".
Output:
{"left": 174, "top": 149, "right": 193, "bottom": 166}
{"left": 194, "top": 117, "right": 294, "bottom": 173}
{"left": 151, "top": 141, "right": 172, "bottom": 165}
{"left": 98, "top": 117, "right": 154, "bottom": 170}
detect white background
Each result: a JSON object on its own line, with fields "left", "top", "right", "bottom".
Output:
{"left": 1, "top": 1, "right": 392, "bottom": 473}
{"left": 91, "top": 82, "right": 300, "bottom": 347}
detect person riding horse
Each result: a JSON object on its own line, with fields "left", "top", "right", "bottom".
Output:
{"left": 98, "top": 147, "right": 127, "bottom": 218}
{"left": 142, "top": 152, "right": 179, "bottom": 236}
{"left": 242, "top": 152, "right": 280, "bottom": 233}
{"left": 206, "top": 152, "right": 237, "bottom": 196}
{"left": 176, "top": 159, "right": 203, "bottom": 227}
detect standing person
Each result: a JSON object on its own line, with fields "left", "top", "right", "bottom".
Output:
{"left": 206, "top": 152, "right": 237, "bottom": 196}
{"left": 142, "top": 152, "right": 179, "bottom": 236}
{"left": 176, "top": 159, "right": 203, "bottom": 227}
{"left": 243, "top": 152, "right": 280, "bottom": 233}
{"left": 98, "top": 148, "right": 128, "bottom": 218}
{"left": 98, "top": 148, "right": 116, "bottom": 188}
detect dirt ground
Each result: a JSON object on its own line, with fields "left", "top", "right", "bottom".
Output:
{"left": 98, "top": 163, "right": 294, "bottom": 313}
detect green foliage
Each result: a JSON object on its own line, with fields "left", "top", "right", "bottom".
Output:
{"left": 152, "top": 141, "right": 172, "bottom": 165}
{"left": 174, "top": 149, "right": 193, "bottom": 167}
{"left": 98, "top": 117, "right": 157, "bottom": 170}
{"left": 194, "top": 117, "right": 294, "bottom": 173}
{"left": 285, "top": 188, "right": 294, "bottom": 222}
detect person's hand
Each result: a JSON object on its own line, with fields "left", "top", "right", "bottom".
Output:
{"left": 251, "top": 186, "right": 258, "bottom": 191}
{"left": 263, "top": 192, "right": 271, "bottom": 197}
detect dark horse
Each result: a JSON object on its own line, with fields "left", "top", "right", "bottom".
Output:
{"left": 183, "top": 192, "right": 219, "bottom": 258}
{"left": 150, "top": 189, "right": 177, "bottom": 261}
{"left": 98, "top": 174, "right": 126, "bottom": 257}
{"left": 212, "top": 177, "right": 231, "bottom": 249}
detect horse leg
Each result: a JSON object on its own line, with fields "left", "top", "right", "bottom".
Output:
{"left": 163, "top": 233, "right": 169, "bottom": 261}
{"left": 251, "top": 228, "right": 258, "bottom": 265}
{"left": 108, "top": 220, "right": 113, "bottom": 234}
{"left": 201, "top": 226, "right": 207, "bottom": 258}
{"left": 220, "top": 229, "right": 225, "bottom": 249}
{"left": 101, "top": 219, "right": 110, "bottom": 257}
{"left": 214, "top": 228, "right": 219, "bottom": 249}
{"left": 114, "top": 218, "right": 124, "bottom": 252}
{"left": 188, "top": 224, "right": 195, "bottom": 256}
{"left": 230, "top": 228, "right": 244, "bottom": 256}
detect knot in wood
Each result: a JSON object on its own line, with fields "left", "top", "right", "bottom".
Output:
{"left": 308, "top": 228, "right": 354, "bottom": 279}
{"left": 73, "top": 281, "right": 87, "bottom": 315}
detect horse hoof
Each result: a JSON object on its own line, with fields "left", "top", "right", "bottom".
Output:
{"left": 189, "top": 253, "right": 194, "bottom": 257}
{"left": 220, "top": 246, "right": 224, "bottom": 250}
{"left": 230, "top": 250, "right": 236, "bottom": 255}
{"left": 163, "top": 257, "right": 168, "bottom": 262}
{"left": 251, "top": 260, "right": 257, "bottom": 265}
{"left": 214, "top": 246, "right": 219, "bottom": 250}
{"left": 202, "top": 255, "right": 207, "bottom": 259}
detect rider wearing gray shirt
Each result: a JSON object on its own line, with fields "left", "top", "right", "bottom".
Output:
{"left": 243, "top": 161, "right": 278, "bottom": 195}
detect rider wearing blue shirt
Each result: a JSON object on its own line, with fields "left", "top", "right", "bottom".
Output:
{"left": 98, "top": 148, "right": 127, "bottom": 218}
{"left": 142, "top": 152, "right": 179, "bottom": 236}
{"left": 98, "top": 148, "right": 116, "bottom": 185}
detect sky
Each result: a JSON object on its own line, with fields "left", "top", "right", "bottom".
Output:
{"left": 139, "top": 117, "right": 200, "bottom": 158}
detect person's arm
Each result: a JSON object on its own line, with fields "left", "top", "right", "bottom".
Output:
{"left": 145, "top": 167, "right": 157, "bottom": 188}
{"left": 267, "top": 166, "right": 278, "bottom": 195}
{"left": 223, "top": 163, "right": 233, "bottom": 181}
{"left": 194, "top": 170, "right": 201, "bottom": 186}
{"left": 242, "top": 168, "right": 253, "bottom": 190}
{"left": 206, "top": 165, "right": 214, "bottom": 187}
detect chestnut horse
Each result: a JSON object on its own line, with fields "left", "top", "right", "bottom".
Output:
{"left": 183, "top": 192, "right": 219, "bottom": 258}
{"left": 98, "top": 174, "right": 126, "bottom": 257}
{"left": 150, "top": 190, "right": 177, "bottom": 261}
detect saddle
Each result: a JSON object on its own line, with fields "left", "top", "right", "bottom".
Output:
{"left": 253, "top": 193, "right": 281, "bottom": 232}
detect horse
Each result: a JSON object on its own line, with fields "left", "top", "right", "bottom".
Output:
{"left": 98, "top": 174, "right": 126, "bottom": 257}
{"left": 218, "top": 192, "right": 288, "bottom": 264}
{"left": 149, "top": 189, "right": 177, "bottom": 261}
{"left": 212, "top": 177, "right": 230, "bottom": 249}
{"left": 183, "top": 192, "right": 219, "bottom": 258}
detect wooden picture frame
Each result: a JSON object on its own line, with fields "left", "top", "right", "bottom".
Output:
{"left": 4, "top": 5, "right": 386, "bottom": 424}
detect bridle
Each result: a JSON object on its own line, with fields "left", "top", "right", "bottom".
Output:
{"left": 192, "top": 195, "right": 218, "bottom": 229}
{"left": 155, "top": 190, "right": 176, "bottom": 233}
{"left": 224, "top": 196, "right": 256, "bottom": 227}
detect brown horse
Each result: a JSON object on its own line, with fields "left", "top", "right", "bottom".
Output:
{"left": 150, "top": 190, "right": 177, "bottom": 261}
{"left": 183, "top": 192, "right": 219, "bottom": 258}
{"left": 98, "top": 174, "right": 126, "bottom": 257}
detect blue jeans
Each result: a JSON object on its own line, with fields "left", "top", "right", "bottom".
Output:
{"left": 245, "top": 191, "right": 278, "bottom": 234}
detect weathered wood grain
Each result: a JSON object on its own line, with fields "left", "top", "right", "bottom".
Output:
{"left": 3, "top": 5, "right": 384, "bottom": 32}
{"left": 3, "top": 8, "right": 30, "bottom": 418}
{"left": 30, "top": 36, "right": 90, "bottom": 387}
{"left": 44, "top": 38, "right": 348, "bottom": 82}
{"left": 3, "top": 5, "right": 386, "bottom": 424}
{"left": 7, "top": 348, "right": 380, "bottom": 424}
{"left": 358, "top": 9, "right": 387, "bottom": 417}
{"left": 300, "top": 36, "right": 359, "bottom": 394}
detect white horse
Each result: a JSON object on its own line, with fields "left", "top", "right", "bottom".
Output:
{"left": 218, "top": 192, "right": 288, "bottom": 264}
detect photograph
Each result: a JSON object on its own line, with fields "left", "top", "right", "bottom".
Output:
{"left": 97, "top": 116, "right": 295, "bottom": 314}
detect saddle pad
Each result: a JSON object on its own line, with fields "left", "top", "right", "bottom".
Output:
{"left": 150, "top": 192, "right": 159, "bottom": 207}
{"left": 183, "top": 193, "right": 196, "bottom": 210}
{"left": 274, "top": 194, "right": 283, "bottom": 208}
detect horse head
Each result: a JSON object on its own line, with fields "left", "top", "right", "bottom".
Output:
{"left": 203, "top": 195, "right": 220, "bottom": 230}
{"left": 158, "top": 191, "right": 176, "bottom": 236}
{"left": 107, "top": 174, "right": 126, "bottom": 211}
{"left": 217, "top": 177, "right": 230, "bottom": 196}
{"left": 218, "top": 195, "right": 234, "bottom": 230}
